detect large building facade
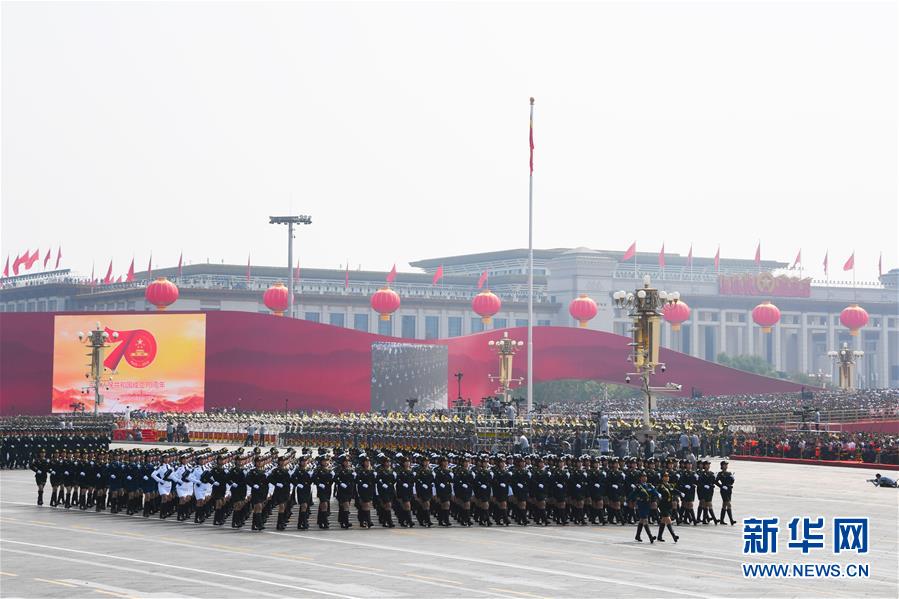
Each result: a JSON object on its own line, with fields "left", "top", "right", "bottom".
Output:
{"left": 2, "top": 247, "right": 897, "bottom": 388}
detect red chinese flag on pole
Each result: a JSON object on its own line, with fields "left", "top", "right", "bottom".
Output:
{"left": 246, "top": 254, "right": 251, "bottom": 283}
{"left": 126, "top": 258, "right": 135, "bottom": 282}
{"left": 178, "top": 252, "right": 183, "bottom": 278}
{"left": 55, "top": 247, "right": 62, "bottom": 269}
{"left": 12, "top": 253, "right": 23, "bottom": 275}
{"left": 386, "top": 264, "right": 397, "bottom": 284}
{"left": 754, "top": 242, "right": 761, "bottom": 266}
{"left": 90, "top": 263, "right": 95, "bottom": 287}
{"left": 147, "top": 254, "right": 153, "bottom": 279}
{"left": 686, "top": 245, "right": 693, "bottom": 268}
{"left": 658, "top": 243, "right": 665, "bottom": 269}
{"left": 432, "top": 265, "right": 444, "bottom": 286}
{"left": 792, "top": 249, "right": 801, "bottom": 269}
{"left": 24, "top": 249, "right": 40, "bottom": 270}
{"left": 103, "top": 260, "right": 113, "bottom": 284}
{"left": 2, "top": 256, "right": 8, "bottom": 278}
{"left": 843, "top": 252, "right": 854, "bottom": 271}
{"left": 878, "top": 252, "right": 882, "bottom": 277}
{"left": 43, "top": 248, "right": 52, "bottom": 269}
{"left": 823, "top": 251, "right": 829, "bottom": 276}
{"left": 115, "top": 275, "right": 122, "bottom": 284}
{"left": 477, "top": 270, "right": 488, "bottom": 289}
{"left": 714, "top": 246, "right": 720, "bottom": 273}
{"left": 621, "top": 242, "right": 636, "bottom": 262}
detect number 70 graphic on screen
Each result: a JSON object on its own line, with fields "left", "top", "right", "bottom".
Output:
{"left": 103, "top": 327, "right": 157, "bottom": 369}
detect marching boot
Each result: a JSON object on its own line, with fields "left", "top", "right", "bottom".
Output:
{"left": 667, "top": 523, "right": 679, "bottom": 542}
{"left": 696, "top": 507, "right": 703, "bottom": 525}
{"left": 439, "top": 508, "right": 451, "bottom": 527}
{"left": 37, "top": 489, "right": 44, "bottom": 506}
{"left": 298, "top": 511, "right": 309, "bottom": 530}
{"left": 635, "top": 524, "right": 643, "bottom": 542}
{"left": 49, "top": 489, "right": 58, "bottom": 507}
{"left": 257, "top": 512, "right": 266, "bottom": 530}
{"left": 405, "top": 510, "right": 415, "bottom": 527}
{"left": 231, "top": 508, "right": 243, "bottom": 528}
{"left": 657, "top": 523, "right": 666, "bottom": 542}
{"left": 646, "top": 524, "right": 656, "bottom": 544}
{"left": 385, "top": 511, "right": 395, "bottom": 528}
{"left": 719, "top": 508, "right": 727, "bottom": 526}
{"left": 276, "top": 512, "right": 287, "bottom": 530}
{"left": 727, "top": 507, "right": 736, "bottom": 526}
{"left": 323, "top": 510, "right": 331, "bottom": 529}
{"left": 251, "top": 513, "right": 259, "bottom": 530}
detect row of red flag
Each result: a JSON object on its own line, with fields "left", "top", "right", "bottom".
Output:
{"left": 3, "top": 247, "right": 62, "bottom": 277}
{"left": 620, "top": 242, "right": 884, "bottom": 277}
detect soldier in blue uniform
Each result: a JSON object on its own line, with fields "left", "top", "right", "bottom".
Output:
{"left": 715, "top": 461, "right": 736, "bottom": 525}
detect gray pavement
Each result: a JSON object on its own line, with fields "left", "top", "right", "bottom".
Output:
{"left": 0, "top": 460, "right": 896, "bottom": 598}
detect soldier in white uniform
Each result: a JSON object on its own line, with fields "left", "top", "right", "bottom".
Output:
{"left": 190, "top": 455, "right": 212, "bottom": 523}
{"left": 171, "top": 453, "right": 194, "bottom": 521}
{"left": 151, "top": 452, "right": 175, "bottom": 519}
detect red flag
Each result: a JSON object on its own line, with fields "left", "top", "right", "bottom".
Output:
{"left": 621, "top": 242, "right": 636, "bottom": 262}
{"left": 55, "top": 247, "right": 62, "bottom": 269}
{"left": 344, "top": 263, "right": 349, "bottom": 290}
{"left": 529, "top": 98, "right": 535, "bottom": 173}
{"left": 878, "top": 252, "right": 882, "bottom": 277}
{"left": 686, "top": 245, "right": 693, "bottom": 268}
{"left": 386, "top": 264, "right": 397, "bottom": 284}
{"left": 432, "top": 265, "right": 444, "bottom": 286}
{"left": 792, "top": 249, "right": 801, "bottom": 269}
{"left": 103, "top": 260, "right": 114, "bottom": 284}
{"left": 126, "top": 258, "right": 135, "bottom": 282}
{"left": 823, "top": 251, "right": 829, "bottom": 276}
{"left": 177, "top": 252, "right": 183, "bottom": 278}
{"left": 658, "top": 243, "right": 665, "bottom": 269}
{"left": 115, "top": 275, "right": 122, "bottom": 284}
{"left": 246, "top": 254, "right": 251, "bottom": 282}
{"left": 754, "top": 243, "right": 761, "bottom": 266}
{"left": 90, "top": 263, "right": 95, "bottom": 286}
{"left": 714, "top": 246, "right": 720, "bottom": 273}
{"left": 24, "top": 249, "right": 40, "bottom": 270}
{"left": 43, "top": 248, "right": 51, "bottom": 269}
{"left": 12, "top": 253, "right": 23, "bottom": 275}
{"left": 2, "top": 256, "right": 8, "bottom": 278}
{"left": 147, "top": 254, "right": 153, "bottom": 279}
{"left": 477, "top": 270, "right": 488, "bottom": 289}
{"left": 843, "top": 252, "right": 854, "bottom": 271}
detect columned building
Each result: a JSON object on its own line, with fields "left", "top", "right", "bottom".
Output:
{"left": 2, "top": 248, "right": 897, "bottom": 388}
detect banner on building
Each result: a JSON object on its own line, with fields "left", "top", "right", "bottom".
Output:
{"left": 52, "top": 314, "right": 206, "bottom": 413}
{"left": 718, "top": 272, "right": 811, "bottom": 298}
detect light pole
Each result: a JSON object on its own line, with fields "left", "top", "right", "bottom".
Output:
{"left": 612, "top": 275, "right": 682, "bottom": 441}
{"left": 77, "top": 323, "right": 118, "bottom": 415}
{"left": 488, "top": 331, "right": 525, "bottom": 406}
{"left": 269, "top": 215, "right": 312, "bottom": 318}
{"left": 828, "top": 342, "right": 864, "bottom": 390}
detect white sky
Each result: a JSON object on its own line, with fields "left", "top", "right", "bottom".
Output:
{"left": 2, "top": 1, "right": 896, "bottom": 283}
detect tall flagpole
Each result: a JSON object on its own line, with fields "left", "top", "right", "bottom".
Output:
{"left": 527, "top": 97, "right": 535, "bottom": 417}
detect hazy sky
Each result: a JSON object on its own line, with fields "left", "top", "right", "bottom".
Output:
{"left": 2, "top": 1, "right": 896, "bottom": 283}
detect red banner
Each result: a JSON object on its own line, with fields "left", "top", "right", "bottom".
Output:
{"left": 718, "top": 272, "right": 811, "bottom": 297}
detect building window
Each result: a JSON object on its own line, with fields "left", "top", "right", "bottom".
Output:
{"left": 329, "top": 313, "right": 345, "bottom": 327}
{"left": 515, "top": 319, "right": 528, "bottom": 327}
{"left": 378, "top": 318, "right": 392, "bottom": 336}
{"left": 448, "top": 316, "right": 462, "bottom": 337}
{"left": 425, "top": 315, "right": 439, "bottom": 339}
{"left": 37, "top": 300, "right": 47, "bottom": 311}
{"left": 305, "top": 311, "right": 320, "bottom": 323}
{"left": 401, "top": 315, "right": 416, "bottom": 338}
{"left": 538, "top": 320, "right": 551, "bottom": 326}
{"left": 26, "top": 302, "right": 36, "bottom": 312}
{"left": 471, "top": 318, "right": 484, "bottom": 333}
{"left": 354, "top": 313, "right": 369, "bottom": 332}
{"left": 493, "top": 317, "right": 508, "bottom": 329}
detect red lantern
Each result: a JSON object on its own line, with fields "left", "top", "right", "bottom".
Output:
{"left": 840, "top": 304, "right": 868, "bottom": 336}
{"left": 752, "top": 301, "right": 780, "bottom": 333}
{"left": 472, "top": 290, "right": 502, "bottom": 324}
{"left": 663, "top": 300, "right": 690, "bottom": 332}
{"left": 145, "top": 277, "right": 179, "bottom": 311}
{"left": 263, "top": 282, "right": 290, "bottom": 316}
{"left": 568, "top": 294, "right": 598, "bottom": 327}
{"left": 371, "top": 287, "right": 401, "bottom": 321}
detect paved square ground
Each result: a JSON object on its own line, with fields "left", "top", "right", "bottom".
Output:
{"left": 1, "top": 458, "right": 896, "bottom": 598}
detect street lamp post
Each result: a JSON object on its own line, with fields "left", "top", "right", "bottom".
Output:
{"left": 77, "top": 323, "right": 118, "bottom": 415}
{"left": 269, "top": 215, "right": 312, "bottom": 319}
{"left": 488, "top": 331, "right": 525, "bottom": 406}
{"left": 828, "top": 342, "right": 864, "bottom": 390}
{"left": 612, "top": 275, "right": 682, "bottom": 442}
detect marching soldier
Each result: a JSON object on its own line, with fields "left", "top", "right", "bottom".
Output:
{"left": 510, "top": 455, "right": 530, "bottom": 526}
{"left": 434, "top": 455, "right": 454, "bottom": 527}
{"left": 269, "top": 454, "right": 293, "bottom": 530}
{"left": 630, "top": 472, "right": 658, "bottom": 543}
{"left": 697, "top": 460, "right": 719, "bottom": 524}
{"left": 312, "top": 454, "right": 334, "bottom": 529}
{"left": 414, "top": 454, "right": 435, "bottom": 527}
{"left": 656, "top": 471, "right": 679, "bottom": 542}
{"left": 334, "top": 454, "right": 357, "bottom": 529}
{"left": 291, "top": 454, "right": 313, "bottom": 530}
{"left": 355, "top": 454, "right": 376, "bottom": 528}
{"left": 246, "top": 456, "right": 270, "bottom": 531}
{"left": 451, "top": 454, "right": 474, "bottom": 527}
{"left": 30, "top": 449, "right": 49, "bottom": 505}
{"left": 715, "top": 461, "right": 736, "bottom": 525}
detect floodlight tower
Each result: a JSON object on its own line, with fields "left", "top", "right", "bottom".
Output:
{"left": 828, "top": 342, "right": 864, "bottom": 390}
{"left": 269, "top": 215, "right": 312, "bottom": 318}
{"left": 77, "top": 323, "right": 118, "bottom": 415}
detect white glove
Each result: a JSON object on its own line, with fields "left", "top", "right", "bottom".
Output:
{"left": 480, "top": 484, "right": 487, "bottom": 489}
{"left": 439, "top": 483, "right": 445, "bottom": 488}
{"left": 721, "top": 485, "right": 728, "bottom": 490}
{"left": 684, "top": 484, "right": 690, "bottom": 489}
{"left": 126, "top": 475, "right": 132, "bottom": 480}
{"left": 402, "top": 483, "right": 409, "bottom": 488}
{"left": 500, "top": 483, "right": 506, "bottom": 488}
{"left": 576, "top": 484, "right": 582, "bottom": 489}
{"left": 704, "top": 485, "right": 710, "bottom": 489}
{"left": 612, "top": 484, "right": 618, "bottom": 489}
{"left": 594, "top": 483, "right": 601, "bottom": 487}
{"left": 143, "top": 475, "right": 148, "bottom": 480}
{"left": 318, "top": 483, "right": 325, "bottom": 488}
{"left": 362, "top": 484, "right": 368, "bottom": 489}
{"left": 297, "top": 483, "right": 304, "bottom": 489}
{"left": 276, "top": 483, "right": 283, "bottom": 488}
{"left": 80, "top": 472, "right": 85, "bottom": 476}
{"left": 64, "top": 471, "right": 69, "bottom": 475}
{"left": 517, "top": 483, "right": 523, "bottom": 488}
{"left": 252, "top": 484, "right": 260, "bottom": 489}
{"left": 556, "top": 483, "right": 563, "bottom": 489}
{"left": 96, "top": 474, "right": 100, "bottom": 478}
{"left": 462, "top": 484, "right": 468, "bottom": 489}
{"left": 538, "top": 483, "right": 544, "bottom": 489}
{"left": 110, "top": 474, "right": 116, "bottom": 479}
{"left": 340, "top": 483, "right": 348, "bottom": 488}
{"left": 213, "top": 482, "right": 220, "bottom": 486}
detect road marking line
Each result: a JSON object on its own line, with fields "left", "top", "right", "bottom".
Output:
{"left": 334, "top": 562, "right": 384, "bottom": 572}
{"left": 34, "top": 577, "right": 78, "bottom": 588}
{"left": 92, "top": 589, "right": 130, "bottom": 598}
{"left": 488, "top": 588, "right": 546, "bottom": 599}
{"left": 271, "top": 551, "right": 313, "bottom": 561}
{"left": 0, "top": 571, "right": 18, "bottom": 576}
{"left": 407, "top": 573, "right": 461, "bottom": 585}
{"left": 2, "top": 540, "right": 360, "bottom": 599}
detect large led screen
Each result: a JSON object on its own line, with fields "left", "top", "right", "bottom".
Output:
{"left": 51, "top": 314, "right": 206, "bottom": 413}
{"left": 371, "top": 342, "right": 448, "bottom": 412}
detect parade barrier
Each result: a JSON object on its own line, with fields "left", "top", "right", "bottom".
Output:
{"left": 731, "top": 454, "right": 899, "bottom": 471}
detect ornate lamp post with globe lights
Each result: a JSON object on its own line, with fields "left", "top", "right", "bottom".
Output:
{"left": 77, "top": 323, "right": 118, "bottom": 415}
{"left": 828, "top": 342, "right": 864, "bottom": 391}
{"left": 488, "top": 331, "right": 524, "bottom": 406}
{"left": 612, "top": 275, "right": 683, "bottom": 441}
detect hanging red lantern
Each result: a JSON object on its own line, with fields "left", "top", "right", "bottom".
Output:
{"left": 752, "top": 300, "right": 780, "bottom": 333}
{"left": 263, "top": 282, "right": 289, "bottom": 316}
{"left": 839, "top": 304, "right": 868, "bottom": 336}
{"left": 371, "top": 287, "right": 401, "bottom": 321}
{"left": 568, "top": 294, "right": 598, "bottom": 327}
{"left": 145, "top": 277, "right": 179, "bottom": 311}
{"left": 663, "top": 300, "right": 690, "bottom": 331}
{"left": 472, "top": 290, "right": 502, "bottom": 324}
